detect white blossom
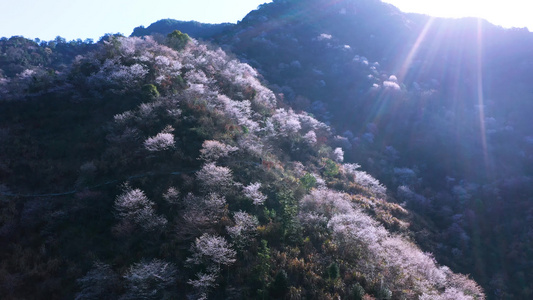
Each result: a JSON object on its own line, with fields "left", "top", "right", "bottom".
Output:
{"left": 196, "top": 163, "right": 234, "bottom": 192}
{"left": 344, "top": 167, "right": 386, "bottom": 197}
{"left": 144, "top": 132, "right": 175, "bottom": 151}
{"left": 300, "top": 188, "right": 354, "bottom": 219}
{"left": 329, "top": 212, "right": 388, "bottom": 249}
{"left": 187, "top": 233, "right": 236, "bottom": 269}
{"left": 114, "top": 187, "right": 167, "bottom": 230}
{"left": 183, "top": 192, "right": 227, "bottom": 222}
{"left": 333, "top": 147, "right": 344, "bottom": 162}
{"left": 199, "top": 140, "right": 238, "bottom": 162}
{"left": 303, "top": 131, "right": 317, "bottom": 145}
{"left": 237, "top": 134, "right": 264, "bottom": 157}
{"left": 242, "top": 182, "right": 267, "bottom": 205}
{"left": 270, "top": 108, "right": 301, "bottom": 137}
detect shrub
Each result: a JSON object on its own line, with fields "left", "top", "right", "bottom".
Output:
{"left": 166, "top": 30, "right": 190, "bottom": 51}
{"left": 300, "top": 173, "right": 317, "bottom": 191}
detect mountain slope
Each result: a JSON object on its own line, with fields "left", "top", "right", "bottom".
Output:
{"left": 132, "top": 0, "right": 533, "bottom": 298}
{"left": 0, "top": 33, "right": 484, "bottom": 299}
{"left": 208, "top": 1, "right": 533, "bottom": 298}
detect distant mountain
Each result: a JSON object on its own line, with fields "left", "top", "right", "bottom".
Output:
{"left": 131, "top": 19, "right": 233, "bottom": 39}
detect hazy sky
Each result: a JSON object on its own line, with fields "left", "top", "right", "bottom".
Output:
{"left": 0, "top": 0, "right": 531, "bottom": 41}
{"left": 382, "top": 0, "right": 533, "bottom": 30}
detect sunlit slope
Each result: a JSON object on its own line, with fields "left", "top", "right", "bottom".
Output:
{"left": 0, "top": 32, "right": 484, "bottom": 299}
{"left": 72, "top": 0, "right": 533, "bottom": 297}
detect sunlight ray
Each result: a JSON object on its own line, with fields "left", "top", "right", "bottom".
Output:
{"left": 476, "top": 18, "right": 490, "bottom": 174}
{"left": 397, "top": 17, "right": 435, "bottom": 81}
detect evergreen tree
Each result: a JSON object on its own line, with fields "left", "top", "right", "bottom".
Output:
{"left": 166, "top": 30, "right": 190, "bottom": 51}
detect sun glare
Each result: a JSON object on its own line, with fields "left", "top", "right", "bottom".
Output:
{"left": 382, "top": 0, "right": 533, "bottom": 30}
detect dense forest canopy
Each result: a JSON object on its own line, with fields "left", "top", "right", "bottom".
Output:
{"left": 0, "top": 32, "right": 483, "bottom": 300}
{"left": 2, "top": 0, "right": 533, "bottom": 299}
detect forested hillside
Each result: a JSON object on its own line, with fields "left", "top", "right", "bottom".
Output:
{"left": 129, "top": 1, "right": 533, "bottom": 299}
{"left": 207, "top": 1, "right": 532, "bottom": 298}
{"left": 131, "top": 20, "right": 233, "bottom": 40}
{"left": 3, "top": 0, "right": 533, "bottom": 299}
{"left": 0, "top": 31, "right": 483, "bottom": 299}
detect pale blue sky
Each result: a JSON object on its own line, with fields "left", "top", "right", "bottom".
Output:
{"left": 0, "top": 0, "right": 273, "bottom": 41}
{"left": 1, "top": 0, "right": 531, "bottom": 41}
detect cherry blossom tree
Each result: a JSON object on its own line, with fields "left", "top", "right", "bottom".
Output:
{"left": 270, "top": 108, "right": 302, "bottom": 137}
{"left": 144, "top": 127, "right": 175, "bottom": 152}
{"left": 186, "top": 233, "right": 237, "bottom": 298}
{"left": 227, "top": 211, "right": 259, "bottom": 249}
{"left": 196, "top": 163, "right": 234, "bottom": 192}
{"left": 300, "top": 188, "right": 354, "bottom": 219}
{"left": 187, "top": 233, "right": 236, "bottom": 270}
{"left": 199, "top": 140, "right": 238, "bottom": 162}
{"left": 114, "top": 186, "right": 167, "bottom": 231}
{"left": 122, "top": 259, "right": 177, "bottom": 299}
{"left": 180, "top": 192, "right": 228, "bottom": 230}
{"left": 187, "top": 272, "right": 217, "bottom": 300}
{"left": 333, "top": 147, "right": 344, "bottom": 163}
{"left": 303, "top": 130, "right": 317, "bottom": 145}
{"left": 242, "top": 182, "right": 267, "bottom": 205}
